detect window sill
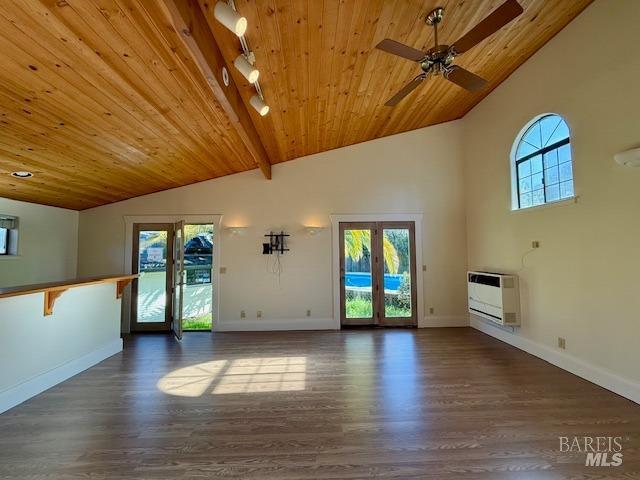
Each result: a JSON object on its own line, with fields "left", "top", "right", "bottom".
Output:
{"left": 0, "top": 255, "right": 21, "bottom": 260}
{"left": 511, "top": 195, "right": 578, "bottom": 214}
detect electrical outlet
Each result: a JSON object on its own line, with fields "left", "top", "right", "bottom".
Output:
{"left": 429, "top": 307, "right": 434, "bottom": 315}
{"left": 220, "top": 267, "right": 227, "bottom": 274}
{"left": 306, "top": 309, "right": 311, "bottom": 317}
{"left": 422, "top": 265, "right": 427, "bottom": 272}
{"left": 240, "top": 310, "right": 246, "bottom": 319}
{"left": 558, "top": 337, "right": 566, "bottom": 349}
{"left": 532, "top": 241, "right": 540, "bottom": 249}
{"left": 257, "top": 310, "right": 262, "bottom": 319}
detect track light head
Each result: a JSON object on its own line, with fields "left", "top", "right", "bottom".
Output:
{"left": 234, "top": 55, "right": 259, "bottom": 83}
{"left": 214, "top": 1, "right": 247, "bottom": 37}
{"left": 250, "top": 95, "right": 269, "bottom": 116}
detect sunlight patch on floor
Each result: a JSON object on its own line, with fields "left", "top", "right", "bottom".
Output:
{"left": 156, "top": 357, "right": 307, "bottom": 396}
{"left": 156, "top": 360, "right": 227, "bottom": 397}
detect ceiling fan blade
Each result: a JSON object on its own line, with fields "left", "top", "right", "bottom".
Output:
{"left": 375, "top": 39, "right": 426, "bottom": 62}
{"left": 451, "top": 0, "right": 523, "bottom": 54}
{"left": 445, "top": 67, "right": 488, "bottom": 92}
{"left": 384, "top": 76, "right": 425, "bottom": 106}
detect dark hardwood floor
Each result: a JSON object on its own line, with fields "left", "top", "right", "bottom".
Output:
{"left": 1, "top": 328, "right": 638, "bottom": 479}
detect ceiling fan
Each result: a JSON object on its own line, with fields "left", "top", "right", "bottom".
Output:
{"left": 375, "top": 0, "right": 523, "bottom": 106}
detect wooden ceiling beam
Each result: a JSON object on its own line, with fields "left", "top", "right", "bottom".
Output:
{"left": 161, "top": 0, "right": 272, "bottom": 179}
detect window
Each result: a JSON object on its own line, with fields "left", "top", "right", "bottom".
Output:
{"left": 0, "top": 227, "right": 7, "bottom": 255}
{"left": 512, "top": 114, "right": 574, "bottom": 209}
{"left": 0, "top": 215, "right": 18, "bottom": 256}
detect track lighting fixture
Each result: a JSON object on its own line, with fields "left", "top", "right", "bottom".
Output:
{"left": 214, "top": 1, "right": 247, "bottom": 37}
{"left": 250, "top": 95, "right": 269, "bottom": 116}
{"left": 234, "top": 54, "right": 259, "bottom": 83}
{"left": 214, "top": 1, "right": 268, "bottom": 116}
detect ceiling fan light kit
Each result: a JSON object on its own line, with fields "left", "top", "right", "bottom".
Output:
{"left": 375, "top": 0, "right": 524, "bottom": 106}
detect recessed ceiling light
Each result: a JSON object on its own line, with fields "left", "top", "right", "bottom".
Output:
{"left": 11, "top": 171, "right": 33, "bottom": 178}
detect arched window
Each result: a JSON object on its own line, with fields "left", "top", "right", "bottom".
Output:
{"left": 512, "top": 114, "right": 574, "bottom": 209}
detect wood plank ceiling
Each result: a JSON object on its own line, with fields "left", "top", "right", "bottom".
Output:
{"left": 0, "top": 0, "right": 592, "bottom": 210}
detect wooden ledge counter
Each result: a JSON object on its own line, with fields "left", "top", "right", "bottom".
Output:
{"left": 0, "top": 274, "right": 137, "bottom": 315}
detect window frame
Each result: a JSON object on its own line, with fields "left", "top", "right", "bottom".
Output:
{"left": 511, "top": 114, "right": 575, "bottom": 210}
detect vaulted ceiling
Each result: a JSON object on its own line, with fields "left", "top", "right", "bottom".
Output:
{"left": 0, "top": 0, "right": 591, "bottom": 210}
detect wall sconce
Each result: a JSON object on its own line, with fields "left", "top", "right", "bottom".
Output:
{"left": 304, "top": 226, "right": 325, "bottom": 236}
{"left": 225, "top": 226, "right": 247, "bottom": 235}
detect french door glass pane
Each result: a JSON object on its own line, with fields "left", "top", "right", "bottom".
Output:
{"left": 137, "top": 230, "right": 168, "bottom": 323}
{"left": 344, "top": 229, "right": 373, "bottom": 319}
{"left": 383, "top": 229, "right": 412, "bottom": 318}
{"left": 183, "top": 224, "right": 214, "bottom": 330}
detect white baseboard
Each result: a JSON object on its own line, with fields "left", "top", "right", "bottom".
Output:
{"left": 470, "top": 317, "right": 640, "bottom": 405}
{"left": 218, "top": 316, "right": 471, "bottom": 331}
{"left": 419, "top": 315, "right": 470, "bottom": 328}
{"left": 0, "top": 339, "right": 123, "bottom": 414}
{"left": 216, "top": 318, "right": 337, "bottom": 332}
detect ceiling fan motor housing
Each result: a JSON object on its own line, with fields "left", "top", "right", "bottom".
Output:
{"left": 421, "top": 45, "right": 454, "bottom": 74}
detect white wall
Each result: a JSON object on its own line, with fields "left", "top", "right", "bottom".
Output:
{"left": 0, "top": 283, "right": 123, "bottom": 412}
{"left": 463, "top": 0, "right": 640, "bottom": 390}
{"left": 77, "top": 121, "right": 469, "bottom": 331}
{"left": 0, "top": 198, "right": 78, "bottom": 288}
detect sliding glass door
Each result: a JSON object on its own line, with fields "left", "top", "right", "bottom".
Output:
{"left": 339, "top": 221, "right": 417, "bottom": 327}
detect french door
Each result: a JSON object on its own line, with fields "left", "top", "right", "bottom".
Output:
{"left": 172, "top": 221, "right": 185, "bottom": 340}
{"left": 339, "top": 221, "right": 418, "bottom": 327}
{"left": 131, "top": 222, "right": 185, "bottom": 338}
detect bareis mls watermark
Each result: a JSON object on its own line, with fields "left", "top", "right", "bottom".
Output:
{"left": 559, "top": 436, "right": 623, "bottom": 467}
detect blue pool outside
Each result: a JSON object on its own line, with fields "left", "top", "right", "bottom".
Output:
{"left": 345, "top": 272, "right": 404, "bottom": 292}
